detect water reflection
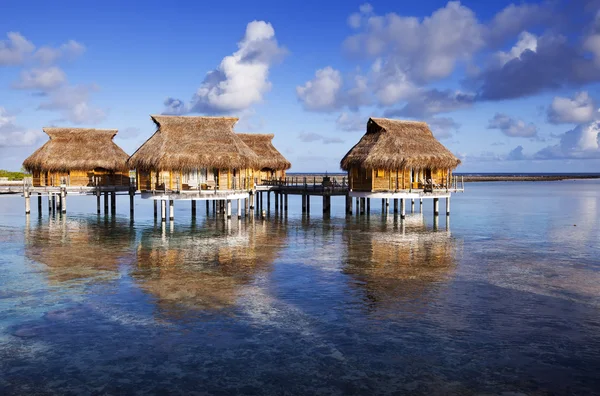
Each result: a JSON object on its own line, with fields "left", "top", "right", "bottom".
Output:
{"left": 342, "top": 214, "right": 459, "bottom": 314}
{"left": 131, "top": 218, "right": 288, "bottom": 315}
{"left": 24, "top": 215, "right": 135, "bottom": 285}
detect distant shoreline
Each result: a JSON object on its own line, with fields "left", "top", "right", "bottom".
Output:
{"left": 286, "top": 173, "right": 600, "bottom": 183}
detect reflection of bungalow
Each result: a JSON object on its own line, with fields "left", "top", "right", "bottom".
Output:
{"left": 23, "top": 128, "right": 130, "bottom": 187}
{"left": 237, "top": 134, "right": 291, "bottom": 182}
{"left": 341, "top": 118, "right": 461, "bottom": 192}
{"left": 132, "top": 221, "right": 286, "bottom": 313}
{"left": 25, "top": 217, "right": 135, "bottom": 284}
{"left": 128, "top": 116, "right": 259, "bottom": 192}
{"left": 342, "top": 226, "right": 457, "bottom": 310}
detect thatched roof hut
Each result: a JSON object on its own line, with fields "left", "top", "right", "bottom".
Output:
{"left": 340, "top": 118, "right": 461, "bottom": 171}
{"left": 23, "top": 128, "right": 129, "bottom": 172}
{"left": 237, "top": 133, "right": 291, "bottom": 170}
{"left": 127, "top": 116, "right": 259, "bottom": 172}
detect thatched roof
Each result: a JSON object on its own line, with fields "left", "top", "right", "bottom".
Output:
{"left": 127, "top": 116, "right": 259, "bottom": 171}
{"left": 23, "top": 128, "right": 129, "bottom": 172}
{"left": 340, "top": 118, "right": 461, "bottom": 170}
{"left": 237, "top": 133, "right": 291, "bottom": 171}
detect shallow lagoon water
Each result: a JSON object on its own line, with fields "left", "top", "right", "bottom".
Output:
{"left": 1, "top": 180, "right": 599, "bottom": 395}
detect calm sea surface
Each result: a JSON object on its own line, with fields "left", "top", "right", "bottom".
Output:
{"left": 1, "top": 180, "right": 599, "bottom": 395}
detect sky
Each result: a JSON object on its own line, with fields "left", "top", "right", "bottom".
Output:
{"left": 1, "top": 0, "right": 600, "bottom": 173}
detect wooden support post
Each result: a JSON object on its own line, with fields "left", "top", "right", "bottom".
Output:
{"left": 393, "top": 199, "right": 398, "bottom": 214}
{"left": 284, "top": 193, "right": 288, "bottom": 212}
{"left": 400, "top": 198, "right": 406, "bottom": 220}
{"left": 227, "top": 199, "right": 232, "bottom": 219}
{"left": 306, "top": 194, "right": 310, "bottom": 214}
{"left": 385, "top": 198, "right": 389, "bottom": 214}
{"left": 24, "top": 190, "right": 30, "bottom": 214}
{"left": 267, "top": 192, "right": 271, "bottom": 212}
{"left": 381, "top": 198, "right": 385, "bottom": 211}
{"left": 213, "top": 199, "right": 216, "bottom": 214}
{"left": 274, "top": 192, "right": 279, "bottom": 211}
{"left": 446, "top": 197, "right": 450, "bottom": 216}
{"left": 49, "top": 193, "right": 53, "bottom": 212}
{"left": 360, "top": 197, "right": 365, "bottom": 215}
{"left": 356, "top": 197, "right": 359, "bottom": 215}
{"left": 56, "top": 191, "right": 61, "bottom": 212}
{"left": 433, "top": 214, "right": 439, "bottom": 230}
{"left": 237, "top": 199, "right": 242, "bottom": 219}
{"left": 129, "top": 188, "right": 135, "bottom": 217}
{"left": 420, "top": 198, "right": 423, "bottom": 213}
{"left": 161, "top": 200, "right": 166, "bottom": 222}
{"left": 169, "top": 200, "right": 174, "bottom": 220}
{"left": 110, "top": 191, "right": 116, "bottom": 214}
{"left": 191, "top": 200, "right": 196, "bottom": 217}
{"left": 206, "top": 200, "right": 210, "bottom": 215}
{"left": 154, "top": 200, "right": 158, "bottom": 218}
{"left": 97, "top": 189, "right": 101, "bottom": 214}
{"left": 322, "top": 194, "right": 329, "bottom": 215}
{"left": 433, "top": 198, "right": 439, "bottom": 216}
{"left": 60, "top": 188, "right": 66, "bottom": 213}
{"left": 366, "top": 198, "right": 370, "bottom": 214}
{"left": 52, "top": 193, "right": 57, "bottom": 213}
{"left": 302, "top": 194, "right": 306, "bottom": 213}
{"left": 345, "top": 193, "right": 352, "bottom": 215}
{"left": 411, "top": 199, "right": 415, "bottom": 213}
{"left": 37, "top": 193, "right": 42, "bottom": 214}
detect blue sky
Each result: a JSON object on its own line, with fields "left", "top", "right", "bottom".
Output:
{"left": 1, "top": 0, "right": 600, "bottom": 172}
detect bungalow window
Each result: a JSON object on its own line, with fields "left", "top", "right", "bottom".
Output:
{"left": 376, "top": 169, "right": 385, "bottom": 178}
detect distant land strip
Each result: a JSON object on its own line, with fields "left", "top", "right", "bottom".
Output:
{"left": 285, "top": 173, "right": 600, "bottom": 183}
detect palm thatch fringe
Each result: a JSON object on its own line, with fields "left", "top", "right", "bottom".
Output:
{"left": 340, "top": 118, "right": 461, "bottom": 171}
{"left": 23, "top": 128, "right": 129, "bottom": 172}
{"left": 237, "top": 133, "right": 291, "bottom": 171}
{"left": 127, "top": 116, "right": 259, "bottom": 171}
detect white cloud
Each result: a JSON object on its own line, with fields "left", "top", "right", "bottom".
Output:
{"left": 506, "top": 145, "right": 526, "bottom": 160}
{"left": 336, "top": 112, "right": 364, "bottom": 132}
{"left": 38, "top": 85, "right": 106, "bottom": 124}
{"left": 0, "top": 32, "right": 35, "bottom": 66}
{"left": 0, "top": 107, "right": 43, "bottom": 147}
{"left": 343, "top": 2, "right": 484, "bottom": 83}
{"left": 298, "top": 131, "right": 344, "bottom": 144}
{"left": 494, "top": 31, "right": 537, "bottom": 66}
{"left": 428, "top": 117, "right": 460, "bottom": 140}
{"left": 34, "top": 40, "right": 86, "bottom": 65}
{"left": 164, "top": 20, "right": 286, "bottom": 114}
{"left": 488, "top": 113, "right": 538, "bottom": 138}
{"left": 536, "top": 122, "right": 600, "bottom": 159}
{"left": 384, "top": 89, "right": 475, "bottom": 118}
{"left": 12, "top": 66, "right": 67, "bottom": 90}
{"left": 548, "top": 91, "right": 598, "bottom": 124}
{"left": 296, "top": 67, "right": 343, "bottom": 111}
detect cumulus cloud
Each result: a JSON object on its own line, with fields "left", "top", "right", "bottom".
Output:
{"left": 494, "top": 31, "right": 537, "bottom": 66}
{"left": 428, "top": 117, "right": 460, "bottom": 140}
{"left": 0, "top": 32, "right": 35, "bottom": 65}
{"left": 536, "top": 122, "right": 600, "bottom": 159}
{"left": 488, "top": 113, "right": 538, "bottom": 138}
{"left": 486, "top": 2, "right": 554, "bottom": 46}
{"left": 34, "top": 40, "right": 85, "bottom": 65}
{"left": 384, "top": 89, "right": 475, "bottom": 118}
{"left": 298, "top": 131, "right": 343, "bottom": 144}
{"left": 297, "top": 67, "right": 343, "bottom": 111}
{"left": 548, "top": 91, "right": 598, "bottom": 124}
{"left": 38, "top": 84, "right": 106, "bottom": 124}
{"left": 0, "top": 107, "right": 43, "bottom": 147}
{"left": 343, "top": 2, "right": 484, "bottom": 83}
{"left": 12, "top": 66, "right": 67, "bottom": 90}
{"left": 506, "top": 145, "right": 526, "bottom": 160}
{"left": 336, "top": 112, "right": 365, "bottom": 132}
{"left": 164, "top": 21, "right": 286, "bottom": 115}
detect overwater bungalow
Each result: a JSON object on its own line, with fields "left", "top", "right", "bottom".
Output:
{"left": 341, "top": 118, "right": 461, "bottom": 193}
{"left": 22, "top": 128, "right": 130, "bottom": 187}
{"left": 237, "top": 133, "right": 291, "bottom": 183}
{"left": 128, "top": 116, "right": 259, "bottom": 192}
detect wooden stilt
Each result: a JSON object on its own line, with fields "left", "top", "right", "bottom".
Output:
{"left": 306, "top": 194, "right": 310, "bottom": 214}
{"left": 267, "top": 192, "right": 271, "bottom": 212}
{"left": 161, "top": 200, "right": 166, "bottom": 222}
{"left": 191, "top": 200, "right": 196, "bottom": 217}
{"left": 37, "top": 193, "right": 42, "bottom": 214}
{"left": 237, "top": 199, "right": 242, "bottom": 219}
{"left": 227, "top": 199, "right": 232, "bottom": 219}
{"left": 433, "top": 198, "right": 439, "bottom": 216}
{"left": 419, "top": 198, "right": 423, "bottom": 212}
{"left": 345, "top": 193, "right": 352, "bottom": 215}
{"left": 129, "top": 188, "right": 135, "bottom": 217}
{"left": 393, "top": 199, "right": 398, "bottom": 214}
{"left": 411, "top": 199, "right": 415, "bottom": 213}
{"left": 360, "top": 197, "right": 365, "bottom": 215}
{"left": 49, "top": 193, "right": 52, "bottom": 212}
{"left": 97, "top": 189, "right": 101, "bottom": 214}
{"left": 104, "top": 192, "right": 109, "bottom": 214}
{"left": 366, "top": 198, "right": 370, "bottom": 214}
{"left": 400, "top": 198, "right": 406, "bottom": 220}
{"left": 60, "top": 188, "right": 66, "bottom": 213}
{"left": 284, "top": 193, "right": 288, "bottom": 212}
{"left": 446, "top": 197, "right": 450, "bottom": 216}
{"left": 302, "top": 194, "right": 307, "bottom": 213}
{"left": 274, "top": 192, "right": 279, "bottom": 212}
{"left": 356, "top": 197, "right": 359, "bottom": 215}
{"left": 154, "top": 200, "right": 157, "bottom": 218}
{"left": 169, "top": 200, "right": 174, "bottom": 220}
{"left": 110, "top": 191, "right": 116, "bottom": 214}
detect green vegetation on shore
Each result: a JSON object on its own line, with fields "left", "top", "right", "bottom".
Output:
{"left": 0, "top": 169, "right": 30, "bottom": 181}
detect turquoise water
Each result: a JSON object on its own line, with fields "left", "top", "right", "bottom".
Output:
{"left": 1, "top": 180, "right": 599, "bottom": 395}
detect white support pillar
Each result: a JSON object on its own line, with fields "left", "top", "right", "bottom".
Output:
{"left": 419, "top": 198, "right": 423, "bottom": 213}
{"left": 446, "top": 196, "right": 450, "bottom": 216}
{"left": 227, "top": 199, "right": 232, "bottom": 219}
{"left": 433, "top": 198, "right": 439, "bottom": 216}
{"left": 400, "top": 198, "right": 405, "bottom": 220}
{"left": 161, "top": 200, "right": 166, "bottom": 222}
{"left": 237, "top": 199, "right": 242, "bottom": 218}
{"left": 411, "top": 199, "right": 415, "bottom": 213}
{"left": 25, "top": 190, "right": 31, "bottom": 214}
{"left": 60, "top": 188, "right": 66, "bottom": 213}
{"left": 169, "top": 200, "right": 174, "bottom": 220}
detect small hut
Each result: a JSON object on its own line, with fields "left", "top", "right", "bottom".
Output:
{"left": 237, "top": 133, "right": 291, "bottom": 183}
{"left": 128, "top": 116, "right": 259, "bottom": 191}
{"left": 341, "top": 118, "right": 461, "bottom": 192}
{"left": 23, "top": 128, "right": 130, "bottom": 187}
